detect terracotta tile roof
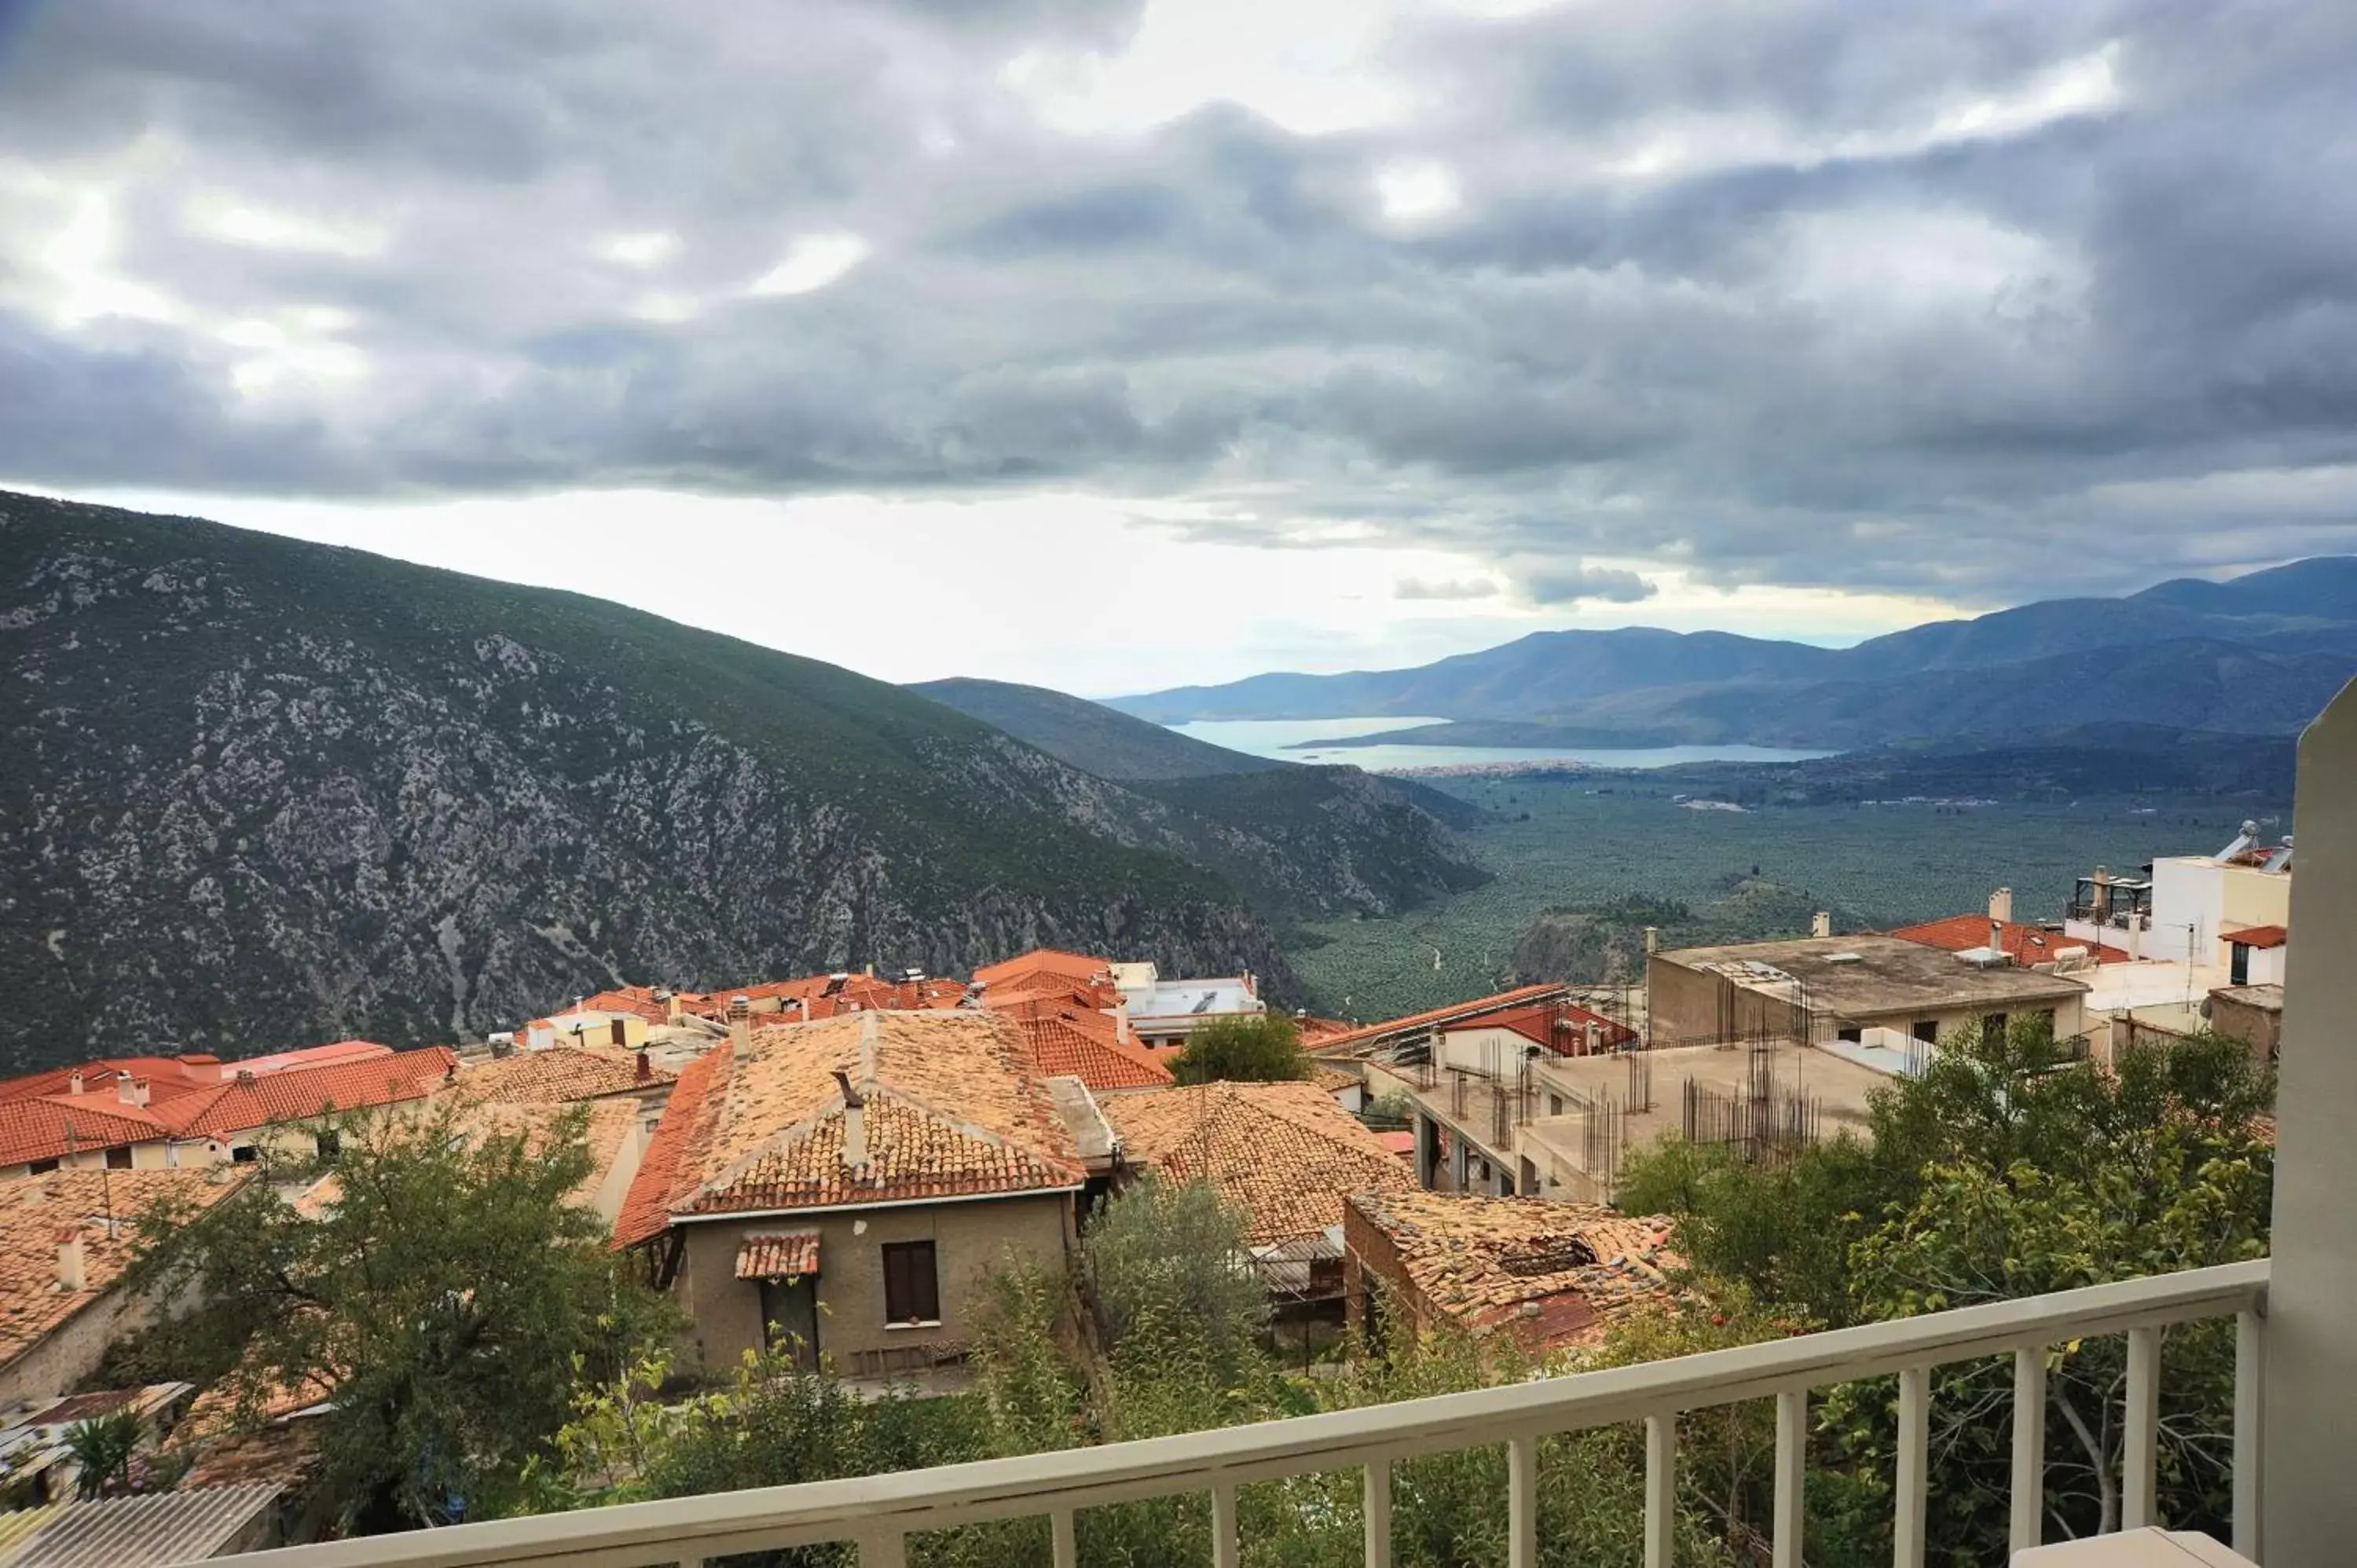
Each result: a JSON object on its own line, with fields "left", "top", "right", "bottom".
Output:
{"left": 2228, "top": 925, "right": 2288, "bottom": 950}
{"left": 674, "top": 972, "right": 968, "bottom": 1023}
{"left": 580, "top": 987, "right": 677, "bottom": 1025}
{"left": 1310, "top": 1065, "right": 1361, "bottom": 1094}
{"left": 973, "top": 949, "right": 1113, "bottom": 989}
{"left": 992, "top": 999, "right": 1172, "bottom": 1092}
{"left": 1890, "top": 914, "right": 2131, "bottom": 966}
{"left": 1376, "top": 1130, "right": 1418, "bottom": 1157}
{"left": 1446, "top": 1001, "right": 1637, "bottom": 1053}
{"left": 0, "top": 1101, "right": 171, "bottom": 1169}
{"left": 229, "top": 1041, "right": 393, "bottom": 1076}
{"left": 170, "top": 1361, "right": 334, "bottom": 1492}
{"left": 451, "top": 1100, "right": 640, "bottom": 1211}
{"left": 1308, "top": 985, "right": 1577, "bottom": 1058}
{"left": 0, "top": 1061, "right": 220, "bottom": 1108}
{"left": 450, "top": 1046, "right": 669, "bottom": 1105}
{"left": 614, "top": 1050, "right": 723, "bottom": 1249}
{"left": 735, "top": 1231, "right": 820, "bottom": 1280}
{"left": 0, "top": 1171, "right": 251, "bottom": 1372}
{"left": 622, "top": 1013, "right": 1083, "bottom": 1244}
{"left": 1106, "top": 1081, "right": 1413, "bottom": 1248}
{"left": 1350, "top": 1188, "right": 1679, "bottom": 1350}
{"left": 152, "top": 1048, "right": 458, "bottom": 1141}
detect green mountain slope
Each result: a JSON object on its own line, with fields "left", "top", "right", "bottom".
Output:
{"left": 908, "top": 676, "right": 1274, "bottom": 779}
{"left": 0, "top": 493, "right": 1473, "bottom": 1068}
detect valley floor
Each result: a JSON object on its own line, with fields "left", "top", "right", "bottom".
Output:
{"left": 1289, "top": 775, "right": 2287, "bottom": 1020}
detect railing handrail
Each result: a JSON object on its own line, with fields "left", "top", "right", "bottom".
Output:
{"left": 221, "top": 1258, "right": 2267, "bottom": 1568}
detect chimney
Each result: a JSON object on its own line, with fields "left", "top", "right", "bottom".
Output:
{"left": 728, "top": 996, "right": 753, "bottom": 1061}
{"left": 178, "top": 1054, "right": 224, "bottom": 1085}
{"left": 117, "top": 1076, "right": 149, "bottom": 1108}
{"left": 659, "top": 988, "right": 683, "bottom": 1024}
{"left": 635, "top": 1049, "right": 652, "bottom": 1083}
{"left": 832, "top": 1069, "right": 867, "bottom": 1168}
{"left": 2128, "top": 913, "right": 2145, "bottom": 962}
{"left": 863, "top": 962, "right": 875, "bottom": 979}
{"left": 1989, "top": 888, "right": 2014, "bottom": 925}
{"left": 68, "top": 1071, "right": 84, "bottom": 1096}
{"left": 792, "top": 997, "right": 810, "bottom": 1024}
{"left": 1643, "top": 926, "right": 1659, "bottom": 955}
{"left": 55, "top": 1227, "right": 85, "bottom": 1293}
{"left": 1811, "top": 911, "right": 1832, "bottom": 939}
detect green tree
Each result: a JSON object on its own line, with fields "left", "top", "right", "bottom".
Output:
{"left": 1168, "top": 1013, "right": 1311, "bottom": 1084}
{"left": 1080, "top": 1176, "right": 1268, "bottom": 1385}
{"left": 127, "top": 1104, "right": 673, "bottom": 1533}
{"left": 63, "top": 1410, "right": 142, "bottom": 1499}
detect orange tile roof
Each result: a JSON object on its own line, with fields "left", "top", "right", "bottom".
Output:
{"left": 1890, "top": 914, "right": 2130, "bottom": 966}
{"left": 614, "top": 1050, "right": 722, "bottom": 1249}
{"left": 735, "top": 1231, "right": 820, "bottom": 1280}
{"left": 153, "top": 1048, "right": 459, "bottom": 1141}
{"left": 0, "top": 1060, "right": 221, "bottom": 1107}
{"left": 0, "top": 1171, "right": 251, "bottom": 1372}
{"left": 1349, "top": 1189, "right": 1679, "bottom": 1351}
{"left": 449, "top": 1046, "right": 669, "bottom": 1105}
{"left": 1446, "top": 1001, "right": 1637, "bottom": 1053}
{"left": 1308, "top": 985, "right": 1575, "bottom": 1058}
{"left": 624, "top": 1013, "right": 1084, "bottom": 1242}
{"left": 2229, "top": 925, "right": 2288, "bottom": 950}
{"left": 988, "top": 996, "right": 1172, "bottom": 1092}
{"left": 676, "top": 972, "right": 968, "bottom": 1023}
{"left": 230, "top": 1041, "right": 394, "bottom": 1076}
{"left": 1106, "top": 1081, "right": 1413, "bottom": 1248}
{"left": 973, "top": 949, "right": 1113, "bottom": 989}
{"left": 0, "top": 1101, "right": 170, "bottom": 1169}
{"left": 580, "top": 988, "right": 677, "bottom": 1025}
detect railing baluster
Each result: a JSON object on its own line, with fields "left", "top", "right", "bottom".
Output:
{"left": 1644, "top": 1412, "right": 1675, "bottom": 1568}
{"left": 1894, "top": 1365, "right": 1928, "bottom": 1568}
{"left": 1772, "top": 1389, "right": 1805, "bottom": 1568}
{"left": 2234, "top": 1306, "right": 2264, "bottom": 1562}
{"left": 1508, "top": 1435, "right": 1538, "bottom": 1568}
{"left": 1364, "top": 1458, "right": 1392, "bottom": 1568}
{"left": 1052, "top": 1507, "right": 1077, "bottom": 1568}
{"left": 2124, "top": 1324, "right": 2160, "bottom": 1530}
{"left": 1212, "top": 1481, "right": 1239, "bottom": 1568}
{"left": 2011, "top": 1345, "right": 2047, "bottom": 1555}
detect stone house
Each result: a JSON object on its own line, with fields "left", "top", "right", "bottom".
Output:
{"left": 614, "top": 1009, "right": 1094, "bottom": 1379}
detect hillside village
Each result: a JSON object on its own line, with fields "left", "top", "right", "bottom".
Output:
{"left": 0, "top": 812, "right": 2293, "bottom": 1555}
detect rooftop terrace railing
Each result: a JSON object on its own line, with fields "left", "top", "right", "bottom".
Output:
{"left": 221, "top": 1260, "right": 2268, "bottom": 1568}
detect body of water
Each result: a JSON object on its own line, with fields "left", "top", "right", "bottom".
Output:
{"left": 1166, "top": 716, "right": 1837, "bottom": 772}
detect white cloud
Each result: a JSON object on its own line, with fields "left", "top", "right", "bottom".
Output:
{"left": 1376, "top": 159, "right": 1461, "bottom": 223}
{"left": 599, "top": 231, "right": 680, "bottom": 268}
{"left": 746, "top": 233, "right": 871, "bottom": 297}
{"left": 185, "top": 193, "right": 386, "bottom": 256}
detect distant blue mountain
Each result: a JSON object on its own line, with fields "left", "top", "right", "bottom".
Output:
{"left": 1106, "top": 557, "right": 2357, "bottom": 746}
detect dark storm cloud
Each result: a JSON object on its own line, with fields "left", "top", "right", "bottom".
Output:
{"left": 2, "top": 0, "right": 2355, "bottom": 606}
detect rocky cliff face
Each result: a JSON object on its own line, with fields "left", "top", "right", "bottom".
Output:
{"left": 0, "top": 494, "right": 1331, "bottom": 1070}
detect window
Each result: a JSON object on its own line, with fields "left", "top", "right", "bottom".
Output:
{"left": 1982, "top": 1013, "right": 2010, "bottom": 1047}
{"left": 881, "top": 1240, "right": 940, "bottom": 1324}
{"left": 231, "top": 1145, "right": 258, "bottom": 1163}
{"left": 27, "top": 1160, "right": 57, "bottom": 1175}
{"left": 104, "top": 1147, "right": 133, "bottom": 1171}
{"left": 1911, "top": 1020, "right": 1938, "bottom": 1044}
{"left": 315, "top": 1130, "right": 342, "bottom": 1163}
{"left": 1836, "top": 1026, "right": 1863, "bottom": 1044}
{"left": 1547, "top": 1094, "right": 1563, "bottom": 1117}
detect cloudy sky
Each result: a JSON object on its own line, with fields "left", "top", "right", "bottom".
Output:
{"left": 2, "top": 1, "right": 2353, "bottom": 694}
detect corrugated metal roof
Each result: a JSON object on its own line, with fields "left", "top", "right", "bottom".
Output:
{"left": 0, "top": 1508, "right": 62, "bottom": 1563}
{"left": 0, "top": 1484, "right": 279, "bottom": 1568}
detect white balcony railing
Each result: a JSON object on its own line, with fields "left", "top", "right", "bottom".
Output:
{"left": 223, "top": 1259, "right": 2269, "bottom": 1568}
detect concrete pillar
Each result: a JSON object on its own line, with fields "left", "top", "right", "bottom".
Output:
{"left": 1414, "top": 1113, "right": 1440, "bottom": 1192}
{"left": 1450, "top": 1133, "right": 1471, "bottom": 1194}
{"left": 2264, "top": 674, "right": 2357, "bottom": 1563}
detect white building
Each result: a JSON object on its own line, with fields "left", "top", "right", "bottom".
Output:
{"left": 1113, "top": 962, "right": 1266, "bottom": 1049}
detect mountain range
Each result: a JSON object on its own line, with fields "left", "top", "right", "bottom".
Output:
{"left": 0, "top": 492, "right": 1479, "bottom": 1070}
{"left": 1108, "top": 559, "right": 2357, "bottom": 749}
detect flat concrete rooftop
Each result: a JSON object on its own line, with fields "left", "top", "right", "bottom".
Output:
{"left": 1656, "top": 933, "right": 2090, "bottom": 1016}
